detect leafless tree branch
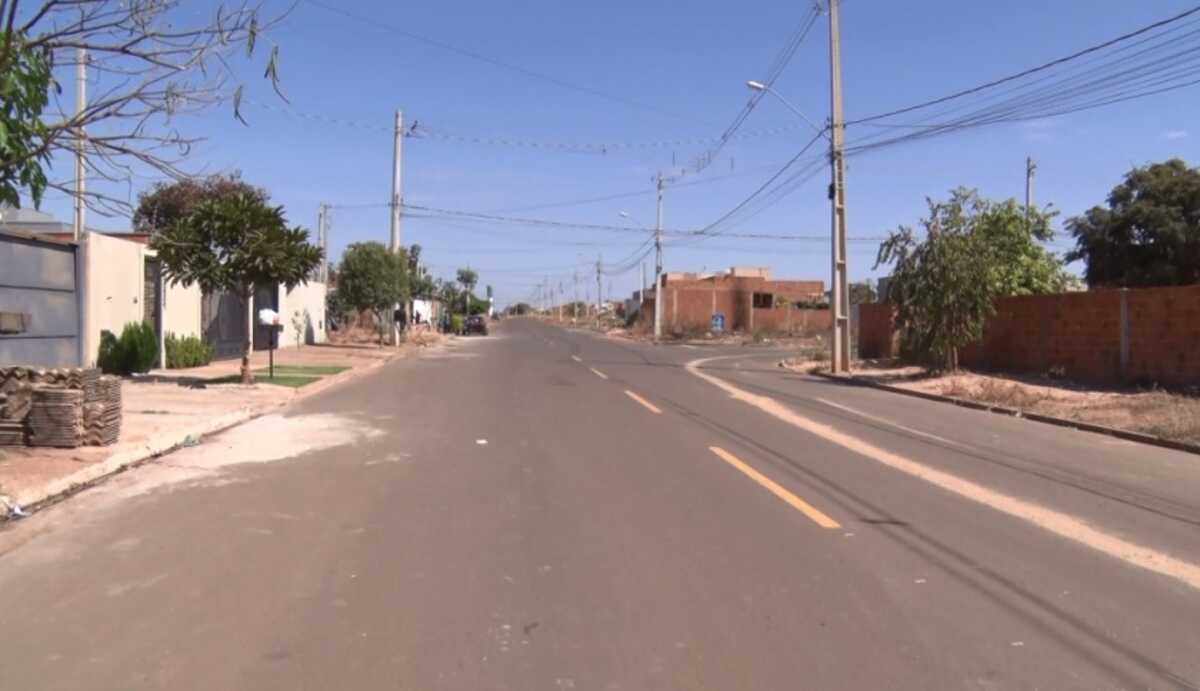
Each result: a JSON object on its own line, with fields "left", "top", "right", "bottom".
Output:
{"left": 10, "top": 0, "right": 288, "bottom": 214}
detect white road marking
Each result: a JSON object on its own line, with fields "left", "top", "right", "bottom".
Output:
{"left": 814, "top": 397, "right": 969, "bottom": 450}
{"left": 571, "top": 355, "right": 582, "bottom": 362}
{"left": 686, "top": 355, "right": 1200, "bottom": 592}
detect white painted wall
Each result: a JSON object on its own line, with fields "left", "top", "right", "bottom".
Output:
{"left": 277, "top": 280, "right": 327, "bottom": 348}
{"left": 83, "top": 232, "right": 144, "bottom": 365}
{"left": 162, "top": 280, "right": 202, "bottom": 339}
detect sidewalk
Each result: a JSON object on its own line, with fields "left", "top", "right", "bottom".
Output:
{"left": 0, "top": 343, "right": 405, "bottom": 517}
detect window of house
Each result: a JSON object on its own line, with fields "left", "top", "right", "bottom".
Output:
{"left": 752, "top": 292, "right": 774, "bottom": 309}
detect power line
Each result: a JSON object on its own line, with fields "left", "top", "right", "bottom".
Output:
{"left": 302, "top": 0, "right": 713, "bottom": 125}
{"left": 685, "top": 6, "right": 822, "bottom": 176}
{"left": 849, "top": 5, "right": 1200, "bottom": 125}
{"left": 403, "top": 202, "right": 884, "bottom": 242}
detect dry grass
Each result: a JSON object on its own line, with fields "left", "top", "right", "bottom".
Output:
{"left": 942, "top": 377, "right": 1053, "bottom": 410}
{"left": 1108, "top": 391, "right": 1200, "bottom": 445}
{"left": 852, "top": 365, "right": 1200, "bottom": 447}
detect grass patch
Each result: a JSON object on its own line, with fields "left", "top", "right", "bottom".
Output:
{"left": 258, "top": 365, "right": 348, "bottom": 376}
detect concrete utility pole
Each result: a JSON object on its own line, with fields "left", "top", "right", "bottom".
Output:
{"left": 653, "top": 173, "right": 665, "bottom": 343}
{"left": 1025, "top": 156, "right": 1037, "bottom": 231}
{"left": 827, "top": 0, "right": 851, "bottom": 374}
{"left": 640, "top": 261, "right": 647, "bottom": 315}
{"left": 73, "top": 47, "right": 87, "bottom": 242}
{"left": 390, "top": 110, "right": 404, "bottom": 344}
{"left": 317, "top": 203, "right": 329, "bottom": 283}
{"left": 558, "top": 282, "right": 564, "bottom": 322}
{"left": 390, "top": 110, "right": 403, "bottom": 252}
{"left": 595, "top": 255, "right": 603, "bottom": 321}
{"left": 573, "top": 271, "right": 580, "bottom": 322}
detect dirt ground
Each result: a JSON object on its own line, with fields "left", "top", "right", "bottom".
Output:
{"left": 818, "top": 359, "right": 1200, "bottom": 447}
{"left": 0, "top": 342, "right": 414, "bottom": 507}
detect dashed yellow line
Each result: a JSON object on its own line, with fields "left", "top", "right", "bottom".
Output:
{"left": 708, "top": 446, "right": 841, "bottom": 529}
{"left": 589, "top": 367, "right": 609, "bottom": 380}
{"left": 624, "top": 390, "right": 662, "bottom": 414}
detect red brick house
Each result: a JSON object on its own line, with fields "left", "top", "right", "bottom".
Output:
{"left": 640, "top": 267, "right": 830, "bottom": 335}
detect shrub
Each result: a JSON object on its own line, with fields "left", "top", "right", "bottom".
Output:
{"left": 165, "top": 333, "right": 214, "bottom": 369}
{"left": 449, "top": 314, "right": 465, "bottom": 334}
{"left": 97, "top": 330, "right": 122, "bottom": 374}
{"left": 97, "top": 321, "right": 159, "bottom": 374}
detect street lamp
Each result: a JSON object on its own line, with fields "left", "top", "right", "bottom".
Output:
{"left": 745, "top": 80, "right": 827, "bottom": 139}
{"left": 746, "top": 75, "right": 850, "bottom": 373}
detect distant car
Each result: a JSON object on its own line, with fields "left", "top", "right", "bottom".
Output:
{"left": 464, "top": 314, "right": 489, "bottom": 336}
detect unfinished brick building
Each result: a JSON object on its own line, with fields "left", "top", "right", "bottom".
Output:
{"left": 639, "top": 267, "right": 830, "bottom": 335}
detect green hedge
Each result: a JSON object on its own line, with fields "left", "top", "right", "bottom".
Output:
{"left": 449, "top": 314, "right": 465, "bottom": 334}
{"left": 165, "top": 333, "right": 214, "bottom": 369}
{"left": 97, "top": 321, "right": 158, "bottom": 375}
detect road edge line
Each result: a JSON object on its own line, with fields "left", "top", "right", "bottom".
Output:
{"left": 688, "top": 355, "right": 1200, "bottom": 592}
{"left": 807, "top": 370, "right": 1200, "bottom": 457}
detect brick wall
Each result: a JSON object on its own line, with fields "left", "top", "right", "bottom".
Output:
{"left": 1124, "top": 284, "right": 1200, "bottom": 384}
{"left": 856, "top": 285, "right": 1200, "bottom": 384}
{"left": 857, "top": 303, "right": 898, "bottom": 359}
{"left": 642, "top": 275, "right": 825, "bottom": 334}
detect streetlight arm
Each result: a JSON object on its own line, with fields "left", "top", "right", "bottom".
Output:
{"left": 748, "top": 81, "right": 829, "bottom": 139}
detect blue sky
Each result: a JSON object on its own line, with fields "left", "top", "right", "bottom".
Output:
{"left": 35, "top": 0, "right": 1200, "bottom": 307}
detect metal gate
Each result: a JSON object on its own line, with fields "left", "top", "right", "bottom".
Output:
{"left": 143, "top": 257, "right": 162, "bottom": 338}
{"left": 201, "top": 289, "right": 247, "bottom": 360}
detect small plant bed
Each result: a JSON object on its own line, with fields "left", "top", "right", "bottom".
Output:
{"left": 259, "top": 365, "right": 349, "bottom": 376}
{"left": 208, "top": 365, "right": 348, "bottom": 388}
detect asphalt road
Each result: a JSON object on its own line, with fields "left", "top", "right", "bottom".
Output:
{"left": 1, "top": 317, "right": 1198, "bottom": 690}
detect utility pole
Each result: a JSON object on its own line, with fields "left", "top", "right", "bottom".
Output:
{"left": 595, "top": 255, "right": 603, "bottom": 322}
{"left": 1025, "top": 156, "right": 1037, "bottom": 231}
{"left": 390, "top": 110, "right": 404, "bottom": 345}
{"left": 640, "top": 261, "right": 647, "bottom": 315}
{"left": 73, "top": 47, "right": 87, "bottom": 241}
{"left": 317, "top": 204, "right": 329, "bottom": 283}
{"left": 558, "top": 282, "right": 564, "bottom": 322}
{"left": 653, "top": 173, "right": 665, "bottom": 343}
{"left": 573, "top": 271, "right": 580, "bottom": 322}
{"left": 827, "top": 0, "right": 851, "bottom": 374}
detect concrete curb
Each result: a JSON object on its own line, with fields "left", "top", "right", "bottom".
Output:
{"left": 809, "top": 370, "right": 1200, "bottom": 457}
{"left": 2, "top": 348, "right": 407, "bottom": 520}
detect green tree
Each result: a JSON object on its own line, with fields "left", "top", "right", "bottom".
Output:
{"left": 876, "top": 188, "right": 1072, "bottom": 370}
{"left": 0, "top": 33, "right": 52, "bottom": 208}
{"left": 150, "top": 193, "right": 322, "bottom": 383}
{"left": 406, "top": 244, "right": 436, "bottom": 298}
{"left": 849, "top": 280, "right": 876, "bottom": 305}
{"left": 1067, "top": 158, "right": 1200, "bottom": 287}
{"left": 456, "top": 268, "right": 479, "bottom": 315}
{"left": 337, "top": 242, "right": 409, "bottom": 344}
{"left": 133, "top": 173, "right": 266, "bottom": 233}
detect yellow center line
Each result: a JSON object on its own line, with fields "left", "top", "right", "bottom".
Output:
{"left": 589, "top": 367, "right": 609, "bottom": 380}
{"left": 708, "top": 446, "right": 841, "bottom": 529}
{"left": 624, "top": 390, "right": 662, "bottom": 414}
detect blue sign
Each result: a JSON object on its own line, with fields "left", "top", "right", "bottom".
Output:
{"left": 711, "top": 312, "right": 725, "bottom": 333}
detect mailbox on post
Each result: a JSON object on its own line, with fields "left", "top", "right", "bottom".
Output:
{"left": 258, "top": 308, "right": 283, "bottom": 379}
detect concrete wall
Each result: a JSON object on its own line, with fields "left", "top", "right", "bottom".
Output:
{"left": 277, "top": 280, "right": 327, "bottom": 348}
{"left": 857, "top": 285, "right": 1200, "bottom": 385}
{"left": 0, "top": 232, "right": 82, "bottom": 367}
{"left": 162, "top": 280, "right": 202, "bottom": 340}
{"left": 82, "top": 231, "right": 146, "bottom": 365}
